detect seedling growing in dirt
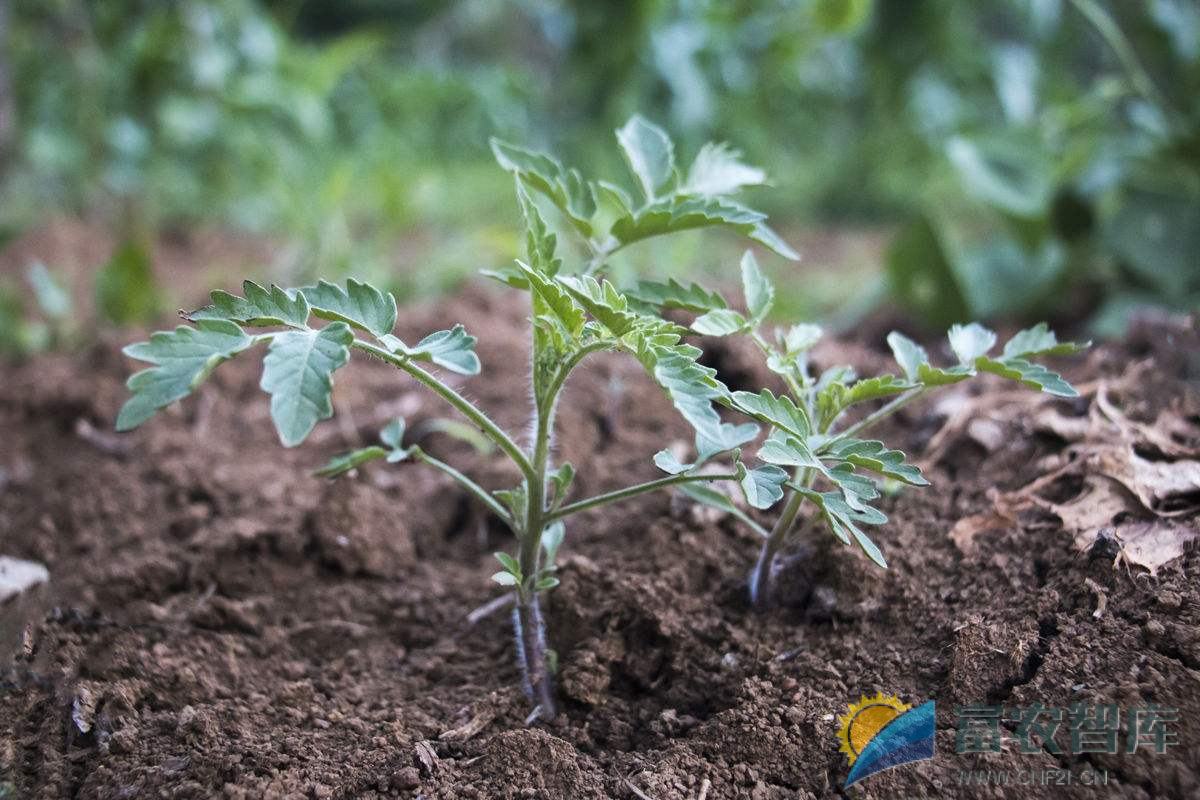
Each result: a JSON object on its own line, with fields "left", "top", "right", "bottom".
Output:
{"left": 115, "top": 116, "right": 797, "bottom": 720}
{"left": 636, "top": 251, "right": 1089, "bottom": 606}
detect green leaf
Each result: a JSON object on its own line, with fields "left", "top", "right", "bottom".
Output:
{"left": 541, "top": 522, "right": 566, "bottom": 568}
{"left": 653, "top": 449, "right": 694, "bottom": 475}
{"left": 518, "top": 262, "right": 586, "bottom": 337}
{"left": 782, "top": 323, "right": 822, "bottom": 354}
{"left": 756, "top": 431, "right": 824, "bottom": 469}
{"left": 730, "top": 389, "right": 811, "bottom": 439}
{"left": 816, "top": 374, "right": 915, "bottom": 428}
{"left": 644, "top": 339, "right": 731, "bottom": 445}
{"left": 260, "top": 323, "right": 354, "bottom": 447}
{"left": 494, "top": 482, "right": 527, "bottom": 520}
{"left": 975, "top": 356, "right": 1078, "bottom": 397}
{"left": 516, "top": 181, "right": 562, "bottom": 277}
{"left": 696, "top": 421, "right": 759, "bottom": 461}
{"left": 26, "top": 263, "right": 71, "bottom": 319}
{"left": 490, "top": 138, "right": 595, "bottom": 236}
{"left": 611, "top": 196, "right": 799, "bottom": 260}
{"left": 1002, "top": 323, "right": 1089, "bottom": 359}
{"left": 408, "top": 325, "right": 482, "bottom": 375}
{"left": 824, "top": 463, "right": 881, "bottom": 511}
{"left": 824, "top": 439, "right": 929, "bottom": 486}
{"left": 590, "top": 180, "right": 634, "bottom": 238}
{"left": 494, "top": 552, "right": 522, "bottom": 579}
{"left": 739, "top": 463, "right": 787, "bottom": 509}
{"left": 300, "top": 279, "right": 397, "bottom": 338}
{"left": 684, "top": 142, "right": 767, "bottom": 197}
{"left": 946, "top": 135, "right": 1052, "bottom": 218}
{"left": 886, "top": 331, "right": 928, "bottom": 382}
{"left": 549, "top": 463, "right": 575, "bottom": 504}
{"left": 535, "top": 576, "right": 561, "bottom": 591}
{"left": 803, "top": 489, "right": 889, "bottom": 567}
{"left": 625, "top": 278, "right": 727, "bottom": 314}
{"left": 558, "top": 275, "right": 639, "bottom": 336}
{"left": 492, "top": 571, "right": 519, "bottom": 587}
{"left": 190, "top": 280, "right": 310, "bottom": 328}
{"left": 616, "top": 114, "right": 676, "bottom": 200}
{"left": 814, "top": 0, "right": 874, "bottom": 33}
{"left": 117, "top": 320, "right": 254, "bottom": 432}
{"left": 313, "top": 446, "right": 389, "bottom": 478}
{"left": 96, "top": 239, "right": 163, "bottom": 326}
{"left": 740, "top": 251, "right": 774, "bottom": 321}
{"left": 691, "top": 308, "right": 748, "bottom": 336}
{"left": 947, "top": 322, "right": 996, "bottom": 365}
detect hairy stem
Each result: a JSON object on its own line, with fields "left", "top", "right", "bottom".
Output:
{"left": 352, "top": 340, "right": 535, "bottom": 481}
{"left": 512, "top": 592, "right": 556, "bottom": 720}
{"left": 547, "top": 471, "right": 741, "bottom": 522}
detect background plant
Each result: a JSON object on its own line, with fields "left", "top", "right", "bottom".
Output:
{"left": 630, "top": 252, "right": 1088, "bottom": 605}
{"left": 115, "top": 115, "right": 796, "bottom": 720}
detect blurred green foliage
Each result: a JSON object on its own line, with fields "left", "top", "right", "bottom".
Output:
{"left": 0, "top": 0, "right": 1195, "bottom": 334}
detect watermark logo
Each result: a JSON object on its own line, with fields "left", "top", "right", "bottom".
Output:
{"left": 837, "top": 693, "right": 936, "bottom": 787}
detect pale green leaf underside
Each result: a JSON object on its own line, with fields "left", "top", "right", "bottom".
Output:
{"left": 1002, "top": 323, "right": 1090, "bottom": 359}
{"left": 490, "top": 138, "right": 595, "bottom": 235}
{"left": 803, "top": 488, "right": 889, "bottom": 568}
{"left": 948, "top": 322, "right": 997, "bottom": 365}
{"left": 117, "top": 319, "right": 254, "bottom": 432}
{"left": 976, "top": 356, "right": 1078, "bottom": 397}
{"left": 739, "top": 463, "right": 787, "bottom": 509}
{"left": 731, "top": 389, "right": 812, "bottom": 439}
{"left": 260, "top": 323, "right": 353, "bottom": 447}
{"left": 653, "top": 449, "right": 693, "bottom": 475}
{"left": 756, "top": 431, "right": 823, "bottom": 469}
{"left": 616, "top": 114, "right": 676, "bottom": 200}
{"left": 740, "top": 250, "right": 774, "bottom": 321}
{"left": 692, "top": 308, "right": 747, "bottom": 336}
{"left": 610, "top": 196, "right": 799, "bottom": 261}
{"left": 190, "top": 280, "right": 309, "bottom": 328}
{"left": 624, "top": 278, "right": 727, "bottom": 314}
{"left": 684, "top": 142, "right": 767, "bottom": 197}
{"left": 824, "top": 438, "right": 929, "bottom": 486}
{"left": 300, "top": 279, "right": 397, "bottom": 338}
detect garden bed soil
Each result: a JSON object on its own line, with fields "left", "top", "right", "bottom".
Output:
{"left": 1, "top": 282, "right": 1198, "bottom": 799}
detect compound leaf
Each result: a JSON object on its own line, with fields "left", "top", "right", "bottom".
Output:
{"left": 610, "top": 196, "right": 798, "bottom": 260}
{"left": 190, "top": 281, "right": 310, "bottom": 329}
{"left": 558, "top": 275, "right": 639, "bottom": 336}
{"left": 491, "top": 138, "right": 595, "bottom": 236}
{"left": 825, "top": 438, "right": 929, "bottom": 486}
{"left": 117, "top": 320, "right": 254, "bottom": 432}
{"left": 975, "top": 356, "right": 1078, "bottom": 397}
{"left": 684, "top": 142, "right": 767, "bottom": 197}
{"left": 616, "top": 114, "right": 676, "bottom": 200}
{"left": 260, "top": 323, "right": 353, "bottom": 447}
{"left": 409, "top": 325, "right": 482, "bottom": 375}
{"left": 803, "top": 489, "right": 889, "bottom": 567}
{"left": 300, "top": 279, "right": 397, "bottom": 338}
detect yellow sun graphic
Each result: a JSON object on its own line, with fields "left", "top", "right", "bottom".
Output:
{"left": 837, "top": 692, "right": 912, "bottom": 765}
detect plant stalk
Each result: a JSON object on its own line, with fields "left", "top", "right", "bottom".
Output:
{"left": 547, "top": 471, "right": 741, "bottom": 522}
{"left": 749, "top": 484, "right": 807, "bottom": 608}
{"left": 512, "top": 591, "right": 556, "bottom": 720}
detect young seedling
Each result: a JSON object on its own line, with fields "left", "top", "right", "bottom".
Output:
{"left": 115, "top": 116, "right": 797, "bottom": 720}
{"left": 633, "top": 251, "right": 1089, "bottom": 606}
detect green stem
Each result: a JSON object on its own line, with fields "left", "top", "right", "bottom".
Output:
{"left": 352, "top": 340, "right": 535, "bottom": 482}
{"left": 1068, "top": 0, "right": 1174, "bottom": 118}
{"left": 823, "top": 386, "right": 928, "bottom": 448}
{"left": 547, "top": 471, "right": 741, "bottom": 522}
{"left": 410, "top": 447, "right": 512, "bottom": 525}
{"left": 749, "top": 467, "right": 812, "bottom": 608}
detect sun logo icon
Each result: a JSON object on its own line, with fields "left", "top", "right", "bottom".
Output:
{"left": 836, "top": 692, "right": 936, "bottom": 787}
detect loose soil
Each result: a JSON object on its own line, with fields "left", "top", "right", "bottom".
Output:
{"left": 1, "top": 276, "right": 1198, "bottom": 799}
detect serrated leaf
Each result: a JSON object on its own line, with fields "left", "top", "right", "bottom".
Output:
{"left": 653, "top": 449, "right": 694, "bottom": 475}
{"left": 646, "top": 340, "right": 730, "bottom": 445}
{"left": 117, "top": 320, "right": 254, "bottom": 432}
{"left": 824, "top": 463, "right": 881, "bottom": 510}
{"left": 479, "top": 265, "right": 530, "bottom": 289}
{"left": 625, "top": 278, "right": 727, "bottom": 314}
{"left": 616, "top": 114, "right": 675, "bottom": 200}
{"left": 739, "top": 463, "right": 787, "bottom": 509}
{"left": 409, "top": 325, "right": 481, "bottom": 375}
{"left": 803, "top": 489, "right": 889, "bottom": 567}
{"left": 684, "top": 142, "right": 767, "bottom": 197}
{"left": 731, "top": 389, "right": 811, "bottom": 439}
{"left": 948, "top": 322, "right": 996, "bottom": 364}
{"left": 917, "top": 363, "right": 974, "bottom": 385}
{"left": 300, "top": 279, "right": 397, "bottom": 338}
{"left": 976, "top": 356, "right": 1078, "bottom": 397}
{"left": 816, "top": 374, "right": 915, "bottom": 428}
{"left": 610, "top": 196, "right": 799, "bottom": 260}
{"left": 1002, "top": 323, "right": 1090, "bottom": 359}
{"left": 825, "top": 438, "right": 929, "bottom": 485}
{"left": 757, "top": 431, "right": 824, "bottom": 469}
{"left": 518, "top": 261, "right": 586, "bottom": 337}
{"left": 516, "top": 181, "right": 562, "bottom": 277}
{"left": 558, "top": 275, "right": 639, "bottom": 336}
{"left": 492, "top": 571, "right": 519, "bottom": 587}
{"left": 740, "top": 251, "right": 774, "bottom": 320}
{"left": 692, "top": 308, "right": 748, "bottom": 336}
{"left": 490, "top": 138, "right": 595, "bottom": 235}
{"left": 260, "top": 323, "right": 353, "bottom": 447}
{"left": 314, "top": 446, "right": 389, "bottom": 478}
{"left": 696, "top": 421, "right": 759, "bottom": 461}
{"left": 190, "top": 280, "right": 310, "bottom": 328}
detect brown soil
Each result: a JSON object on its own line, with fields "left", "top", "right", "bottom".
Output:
{"left": 1, "top": 281, "right": 1198, "bottom": 800}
